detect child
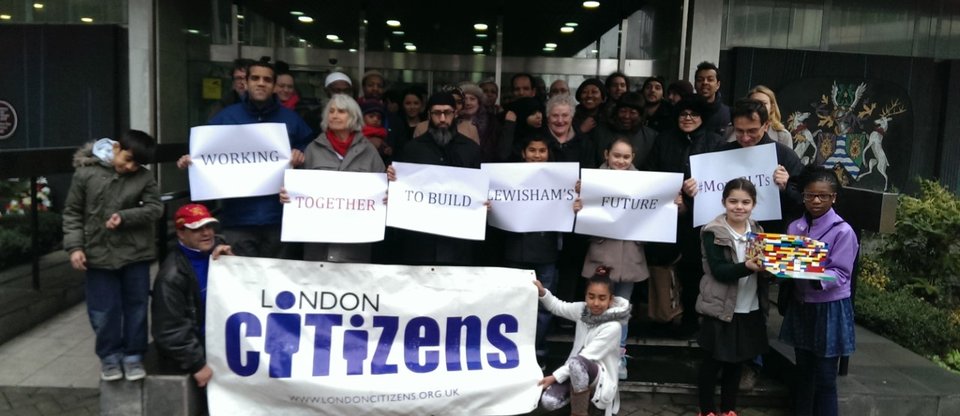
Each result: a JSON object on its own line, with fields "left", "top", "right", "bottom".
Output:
{"left": 359, "top": 100, "right": 393, "bottom": 161}
{"left": 779, "top": 166, "right": 857, "bottom": 416}
{"left": 535, "top": 266, "right": 631, "bottom": 416}
{"left": 502, "top": 135, "right": 561, "bottom": 364}
{"left": 63, "top": 131, "right": 162, "bottom": 381}
{"left": 574, "top": 137, "right": 648, "bottom": 380}
{"left": 695, "top": 178, "right": 770, "bottom": 416}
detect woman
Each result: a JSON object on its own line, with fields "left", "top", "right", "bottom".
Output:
{"left": 281, "top": 94, "right": 386, "bottom": 263}
{"left": 603, "top": 72, "right": 630, "bottom": 122}
{"left": 647, "top": 95, "right": 726, "bottom": 335}
{"left": 746, "top": 85, "right": 792, "bottom": 148}
{"left": 459, "top": 83, "right": 501, "bottom": 162}
{"left": 573, "top": 78, "right": 607, "bottom": 135}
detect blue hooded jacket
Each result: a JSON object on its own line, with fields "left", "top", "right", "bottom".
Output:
{"left": 209, "top": 94, "right": 314, "bottom": 227}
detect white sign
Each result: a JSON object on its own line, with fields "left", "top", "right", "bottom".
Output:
{"left": 206, "top": 257, "right": 543, "bottom": 416}
{"left": 689, "top": 144, "right": 781, "bottom": 227}
{"left": 574, "top": 169, "right": 683, "bottom": 242}
{"left": 386, "top": 162, "right": 489, "bottom": 240}
{"left": 482, "top": 162, "right": 579, "bottom": 233}
{"left": 281, "top": 170, "right": 388, "bottom": 243}
{"left": 188, "top": 123, "right": 292, "bottom": 201}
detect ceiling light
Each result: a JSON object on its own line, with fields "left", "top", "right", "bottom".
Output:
{"left": 33, "top": 3, "right": 43, "bottom": 9}
{"left": 290, "top": 11, "right": 304, "bottom": 16}
{"left": 545, "top": 43, "right": 557, "bottom": 48}
{"left": 0, "top": 14, "right": 11, "bottom": 20}
{"left": 565, "top": 22, "right": 579, "bottom": 27}
{"left": 403, "top": 42, "right": 413, "bottom": 46}
{"left": 476, "top": 33, "right": 488, "bottom": 38}
{"left": 405, "top": 44, "right": 417, "bottom": 51}
{"left": 236, "top": 14, "right": 244, "bottom": 20}
{"left": 472, "top": 46, "right": 483, "bottom": 52}
{"left": 333, "top": 39, "right": 344, "bottom": 43}
{"left": 326, "top": 34, "right": 340, "bottom": 40}
{"left": 392, "top": 31, "right": 405, "bottom": 35}
{"left": 474, "top": 23, "right": 488, "bottom": 31}
{"left": 591, "top": 49, "right": 599, "bottom": 53}
{"left": 386, "top": 19, "right": 401, "bottom": 27}
{"left": 80, "top": 17, "right": 94, "bottom": 23}
{"left": 298, "top": 16, "right": 313, "bottom": 23}
{"left": 349, "top": 48, "right": 358, "bottom": 53}
{"left": 299, "top": 38, "right": 306, "bottom": 43}
{"left": 187, "top": 29, "right": 200, "bottom": 34}
{"left": 583, "top": 1, "right": 600, "bottom": 8}
{"left": 561, "top": 27, "right": 575, "bottom": 33}
{"left": 363, "top": 19, "right": 368, "bottom": 24}
{"left": 543, "top": 47, "right": 555, "bottom": 52}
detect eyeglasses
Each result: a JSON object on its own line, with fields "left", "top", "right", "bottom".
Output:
{"left": 430, "top": 110, "right": 456, "bottom": 118}
{"left": 802, "top": 192, "right": 836, "bottom": 202}
{"left": 678, "top": 111, "right": 700, "bottom": 120}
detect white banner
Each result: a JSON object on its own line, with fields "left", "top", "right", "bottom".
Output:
{"left": 689, "top": 144, "right": 781, "bottom": 227}
{"left": 188, "top": 123, "right": 292, "bottom": 201}
{"left": 574, "top": 169, "right": 683, "bottom": 242}
{"left": 482, "top": 162, "right": 579, "bottom": 233}
{"left": 206, "top": 257, "right": 542, "bottom": 416}
{"left": 281, "top": 170, "right": 388, "bottom": 243}
{"left": 385, "top": 162, "right": 489, "bottom": 240}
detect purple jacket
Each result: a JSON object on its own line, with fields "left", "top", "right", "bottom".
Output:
{"left": 787, "top": 208, "right": 859, "bottom": 303}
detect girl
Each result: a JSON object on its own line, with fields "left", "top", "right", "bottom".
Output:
{"left": 503, "top": 135, "right": 560, "bottom": 364}
{"left": 780, "top": 166, "right": 857, "bottom": 416}
{"left": 535, "top": 266, "right": 631, "bottom": 416}
{"left": 575, "top": 137, "right": 648, "bottom": 380}
{"left": 696, "top": 178, "right": 770, "bottom": 416}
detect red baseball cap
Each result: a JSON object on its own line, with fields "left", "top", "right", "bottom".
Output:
{"left": 174, "top": 203, "right": 218, "bottom": 230}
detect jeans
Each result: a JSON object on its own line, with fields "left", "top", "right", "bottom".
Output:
{"left": 612, "top": 281, "right": 635, "bottom": 347}
{"left": 86, "top": 261, "right": 150, "bottom": 364}
{"left": 509, "top": 262, "right": 558, "bottom": 357}
{"left": 794, "top": 348, "right": 840, "bottom": 416}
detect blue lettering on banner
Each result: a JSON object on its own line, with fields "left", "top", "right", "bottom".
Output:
{"left": 225, "top": 290, "right": 522, "bottom": 378}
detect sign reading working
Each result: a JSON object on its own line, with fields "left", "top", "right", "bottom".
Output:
{"left": 188, "top": 123, "right": 291, "bottom": 201}
{"left": 206, "top": 257, "right": 542, "bottom": 415}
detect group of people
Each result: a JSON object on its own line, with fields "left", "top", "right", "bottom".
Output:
{"left": 62, "top": 57, "right": 856, "bottom": 416}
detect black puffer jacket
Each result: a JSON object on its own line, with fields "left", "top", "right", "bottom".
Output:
{"left": 151, "top": 239, "right": 224, "bottom": 374}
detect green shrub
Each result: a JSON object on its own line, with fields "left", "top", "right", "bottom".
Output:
{"left": 930, "top": 349, "right": 960, "bottom": 374}
{"left": 0, "top": 212, "right": 63, "bottom": 270}
{"left": 879, "top": 179, "right": 960, "bottom": 302}
{"left": 855, "top": 284, "right": 960, "bottom": 356}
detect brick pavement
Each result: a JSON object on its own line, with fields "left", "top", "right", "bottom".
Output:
{"left": 0, "top": 387, "right": 98, "bottom": 416}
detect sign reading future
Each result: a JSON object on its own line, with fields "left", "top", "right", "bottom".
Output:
{"left": 0, "top": 100, "right": 18, "bottom": 140}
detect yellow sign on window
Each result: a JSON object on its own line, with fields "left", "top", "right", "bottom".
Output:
{"left": 202, "top": 78, "right": 222, "bottom": 100}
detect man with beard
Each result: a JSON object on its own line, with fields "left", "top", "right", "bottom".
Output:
{"left": 641, "top": 76, "right": 673, "bottom": 133}
{"left": 393, "top": 92, "right": 482, "bottom": 266}
{"left": 591, "top": 92, "right": 658, "bottom": 169}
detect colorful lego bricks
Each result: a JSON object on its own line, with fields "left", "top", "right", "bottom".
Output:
{"left": 746, "top": 232, "right": 835, "bottom": 281}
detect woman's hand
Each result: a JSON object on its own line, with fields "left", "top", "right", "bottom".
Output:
{"left": 176, "top": 155, "right": 192, "bottom": 169}
{"left": 386, "top": 165, "right": 397, "bottom": 182}
{"left": 580, "top": 117, "right": 596, "bottom": 134}
{"left": 573, "top": 197, "right": 583, "bottom": 213}
{"left": 537, "top": 375, "right": 556, "bottom": 389}
{"left": 682, "top": 177, "right": 699, "bottom": 197}
{"left": 279, "top": 186, "right": 291, "bottom": 204}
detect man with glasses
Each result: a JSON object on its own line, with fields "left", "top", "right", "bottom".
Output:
{"left": 394, "top": 92, "right": 482, "bottom": 266}
{"left": 722, "top": 98, "right": 803, "bottom": 232}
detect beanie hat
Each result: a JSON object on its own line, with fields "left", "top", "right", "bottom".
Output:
{"left": 426, "top": 92, "right": 457, "bottom": 110}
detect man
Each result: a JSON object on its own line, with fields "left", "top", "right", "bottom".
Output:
{"left": 178, "top": 59, "right": 313, "bottom": 258}
{"left": 548, "top": 79, "right": 570, "bottom": 98}
{"left": 395, "top": 92, "right": 482, "bottom": 266}
{"left": 360, "top": 70, "right": 386, "bottom": 102}
{"left": 666, "top": 80, "right": 694, "bottom": 105}
{"left": 591, "top": 92, "right": 658, "bottom": 169}
{"left": 720, "top": 98, "right": 803, "bottom": 232}
{"left": 325, "top": 71, "right": 354, "bottom": 97}
{"left": 694, "top": 61, "right": 731, "bottom": 136}
{"left": 152, "top": 204, "right": 232, "bottom": 388}
{"left": 207, "top": 59, "right": 253, "bottom": 119}
{"left": 641, "top": 76, "right": 673, "bottom": 133}
{"left": 479, "top": 79, "right": 500, "bottom": 113}
{"left": 511, "top": 73, "right": 536, "bottom": 100}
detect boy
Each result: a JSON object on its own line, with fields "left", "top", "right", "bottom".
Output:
{"left": 360, "top": 100, "right": 393, "bottom": 160}
{"left": 63, "top": 130, "right": 162, "bottom": 381}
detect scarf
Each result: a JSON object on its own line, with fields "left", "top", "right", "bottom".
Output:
{"left": 362, "top": 125, "right": 388, "bottom": 140}
{"left": 280, "top": 93, "right": 300, "bottom": 110}
{"left": 326, "top": 129, "right": 355, "bottom": 157}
